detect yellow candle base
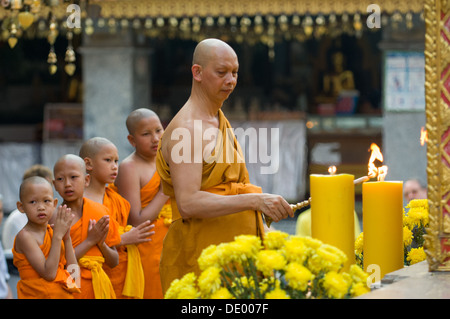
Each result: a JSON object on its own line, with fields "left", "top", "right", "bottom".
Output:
{"left": 363, "top": 181, "right": 403, "bottom": 280}
{"left": 310, "top": 174, "right": 355, "bottom": 271}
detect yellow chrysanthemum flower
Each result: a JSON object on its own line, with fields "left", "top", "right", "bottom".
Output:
{"left": 228, "top": 235, "right": 262, "bottom": 262}
{"left": 256, "top": 250, "right": 286, "bottom": 277}
{"left": 350, "top": 282, "right": 370, "bottom": 297}
{"left": 404, "top": 199, "right": 429, "bottom": 228}
{"left": 349, "top": 264, "right": 369, "bottom": 284}
{"left": 407, "top": 247, "right": 427, "bottom": 265}
{"left": 285, "top": 262, "right": 314, "bottom": 291}
{"left": 265, "top": 288, "right": 291, "bottom": 299}
{"left": 215, "top": 242, "right": 236, "bottom": 266}
{"left": 210, "top": 287, "right": 235, "bottom": 299}
{"left": 355, "top": 232, "right": 364, "bottom": 255}
{"left": 403, "top": 226, "right": 413, "bottom": 247}
{"left": 264, "top": 230, "right": 289, "bottom": 250}
{"left": 198, "top": 244, "right": 219, "bottom": 271}
{"left": 322, "top": 271, "right": 350, "bottom": 299}
{"left": 301, "top": 236, "right": 323, "bottom": 250}
{"left": 198, "top": 266, "right": 222, "bottom": 297}
{"left": 308, "top": 244, "right": 347, "bottom": 274}
{"left": 164, "top": 272, "right": 199, "bottom": 299}
{"left": 281, "top": 236, "right": 309, "bottom": 263}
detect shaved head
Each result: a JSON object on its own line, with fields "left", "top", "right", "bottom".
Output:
{"left": 54, "top": 154, "right": 86, "bottom": 176}
{"left": 192, "top": 38, "right": 237, "bottom": 66}
{"left": 126, "top": 108, "right": 159, "bottom": 135}
{"left": 19, "top": 176, "right": 52, "bottom": 201}
{"left": 79, "top": 137, "right": 115, "bottom": 160}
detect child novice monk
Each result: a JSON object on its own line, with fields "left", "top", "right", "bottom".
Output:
{"left": 79, "top": 136, "right": 154, "bottom": 299}
{"left": 53, "top": 154, "right": 121, "bottom": 299}
{"left": 13, "top": 176, "right": 80, "bottom": 299}
{"left": 114, "top": 108, "right": 171, "bottom": 299}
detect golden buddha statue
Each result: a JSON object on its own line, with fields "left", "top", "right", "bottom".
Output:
{"left": 322, "top": 51, "right": 355, "bottom": 97}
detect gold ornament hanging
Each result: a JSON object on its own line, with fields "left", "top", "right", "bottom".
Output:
{"left": 64, "top": 30, "right": 76, "bottom": 76}
{"left": 8, "top": 22, "right": 18, "bottom": 48}
{"left": 47, "top": 45, "right": 57, "bottom": 74}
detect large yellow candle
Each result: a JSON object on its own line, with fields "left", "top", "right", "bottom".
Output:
{"left": 310, "top": 174, "right": 355, "bottom": 271}
{"left": 362, "top": 181, "right": 403, "bottom": 279}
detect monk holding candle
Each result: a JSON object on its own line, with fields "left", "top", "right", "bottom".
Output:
{"left": 156, "top": 38, "right": 293, "bottom": 294}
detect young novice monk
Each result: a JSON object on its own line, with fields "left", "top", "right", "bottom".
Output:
{"left": 53, "top": 154, "right": 121, "bottom": 299}
{"left": 13, "top": 176, "right": 80, "bottom": 299}
{"left": 79, "top": 136, "right": 154, "bottom": 299}
{"left": 114, "top": 108, "right": 171, "bottom": 299}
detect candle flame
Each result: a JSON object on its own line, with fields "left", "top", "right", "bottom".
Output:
{"left": 328, "top": 165, "right": 337, "bottom": 175}
{"left": 420, "top": 127, "right": 428, "bottom": 146}
{"left": 367, "top": 143, "right": 388, "bottom": 180}
{"left": 377, "top": 165, "right": 388, "bottom": 181}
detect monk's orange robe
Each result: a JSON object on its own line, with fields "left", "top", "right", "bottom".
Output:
{"left": 102, "top": 186, "right": 130, "bottom": 298}
{"left": 138, "top": 172, "right": 171, "bottom": 299}
{"left": 156, "top": 109, "right": 265, "bottom": 294}
{"left": 12, "top": 225, "right": 80, "bottom": 299}
{"left": 70, "top": 197, "right": 121, "bottom": 299}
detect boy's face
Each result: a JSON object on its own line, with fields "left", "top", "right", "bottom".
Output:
{"left": 129, "top": 116, "right": 164, "bottom": 158}
{"left": 53, "top": 159, "right": 89, "bottom": 203}
{"left": 17, "top": 182, "right": 57, "bottom": 225}
{"left": 88, "top": 143, "right": 119, "bottom": 184}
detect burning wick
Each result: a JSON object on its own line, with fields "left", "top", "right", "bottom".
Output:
{"left": 328, "top": 165, "right": 337, "bottom": 175}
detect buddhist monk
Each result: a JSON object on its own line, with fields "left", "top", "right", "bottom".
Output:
{"left": 80, "top": 137, "right": 154, "bottom": 299}
{"left": 13, "top": 176, "right": 80, "bottom": 298}
{"left": 114, "top": 108, "right": 171, "bottom": 299}
{"left": 53, "top": 154, "right": 121, "bottom": 299}
{"left": 156, "top": 38, "right": 293, "bottom": 294}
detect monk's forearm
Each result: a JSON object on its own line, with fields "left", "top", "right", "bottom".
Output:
{"left": 63, "top": 236, "right": 78, "bottom": 270}
{"left": 74, "top": 238, "right": 97, "bottom": 261}
{"left": 178, "top": 192, "right": 258, "bottom": 219}
{"left": 42, "top": 236, "right": 64, "bottom": 281}
{"left": 98, "top": 243, "right": 119, "bottom": 268}
{"left": 128, "top": 192, "right": 167, "bottom": 226}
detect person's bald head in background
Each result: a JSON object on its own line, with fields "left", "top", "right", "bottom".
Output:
{"left": 403, "top": 178, "right": 427, "bottom": 203}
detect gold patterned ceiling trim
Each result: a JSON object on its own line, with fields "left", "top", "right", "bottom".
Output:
{"left": 0, "top": 0, "right": 424, "bottom": 21}
{"left": 90, "top": 0, "right": 424, "bottom": 18}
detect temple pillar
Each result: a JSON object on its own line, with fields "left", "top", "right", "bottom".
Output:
{"left": 79, "top": 30, "right": 152, "bottom": 160}
{"left": 378, "top": 16, "right": 427, "bottom": 195}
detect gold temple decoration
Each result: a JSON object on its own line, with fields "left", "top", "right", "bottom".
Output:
{"left": 423, "top": 0, "right": 450, "bottom": 271}
{"left": 0, "top": 0, "right": 425, "bottom": 72}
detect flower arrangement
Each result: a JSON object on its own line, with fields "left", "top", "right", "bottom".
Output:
{"left": 355, "top": 199, "right": 428, "bottom": 268}
{"left": 165, "top": 231, "right": 370, "bottom": 299}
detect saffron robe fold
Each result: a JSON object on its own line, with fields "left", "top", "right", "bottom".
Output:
{"left": 12, "top": 225, "right": 80, "bottom": 299}
{"left": 137, "top": 172, "right": 171, "bottom": 299}
{"left": 156, "top": 109, "right": 265, "bottom": 294}
{"left": 103, "top": 185, "right": 144, "bottom": 299}
{"left": 70, "top": 197, "right": 121, "bottom": 299}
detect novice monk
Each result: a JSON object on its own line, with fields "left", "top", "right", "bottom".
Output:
{"left": 114, "top": 108, "right": 171, "bottom": 299}
{"left": 13, "top": 176, "right": 80, "bottom": 299}
{"left": 53, "top": 154, "right": 121, "bottom": 299}
{"left": 79, "top": 137, "right": 154, "bottom": 299}
{"left": 156, "top": 39, "right": 293, "bottom": 293}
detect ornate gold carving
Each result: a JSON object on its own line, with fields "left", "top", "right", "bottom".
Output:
{"left": 424, "top": 0, "right": 450, "bottom": 271}
{"left": 88, "top": 0, "right": 423, "bottom": 18}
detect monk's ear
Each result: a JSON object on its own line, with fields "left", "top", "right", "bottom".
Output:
{"left": 192, "top": 64, "right": 202, "bottom": 81}
{"left": 16, "top": 201, "right": 25, "bottom": 213}
{"left": 84, "top": 157, "right": 93, "bottom": 172}
{"left": 84, "top": 173, "right": 90, "bottom": 187}
{"left": 127, "top": 134, "right": 136, "bottom": 148}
